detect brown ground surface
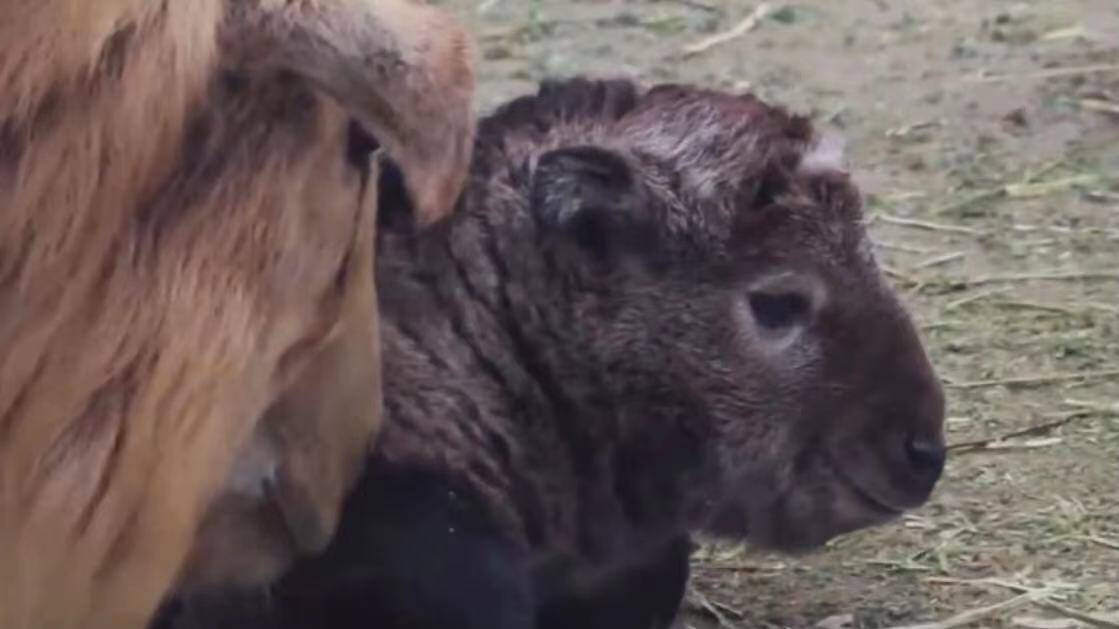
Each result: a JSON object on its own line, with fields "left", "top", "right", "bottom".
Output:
{"left": 435, "top": 1, "right": 1119, "bottom": 627}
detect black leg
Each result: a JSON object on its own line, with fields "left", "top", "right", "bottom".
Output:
{"left": 536, "top": 535, "right": 693, "bottom": 629}
{"left": 155, "top": 466, "right": 535, "bottom": 629}
{"left": 281, "top": 467, "right": 536, "bottom": 629}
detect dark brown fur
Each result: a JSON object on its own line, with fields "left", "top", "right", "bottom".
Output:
{"left": 0, "top": 1, "right": 475, "bottom": 628}
{"left": 164, "top": 77, "right": 947, "bottom": 629}
{"left": 369, "top": 77, "right": 945, "bottom": 552}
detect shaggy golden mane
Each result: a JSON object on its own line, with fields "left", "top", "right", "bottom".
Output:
{"left": 0, "top": 1, "right": 475, "bottom": 627}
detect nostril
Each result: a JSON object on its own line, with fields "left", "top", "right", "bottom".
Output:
{"left": 905, "top": 436, "right": 946, "bottom": 480}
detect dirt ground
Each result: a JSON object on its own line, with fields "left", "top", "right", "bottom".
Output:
{"left": 434, "top": 1, "right": 1119, "bottom": 627}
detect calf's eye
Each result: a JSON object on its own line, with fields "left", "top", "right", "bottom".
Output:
{"left": 748, "top": 291, "right": 811, "bottom": 330}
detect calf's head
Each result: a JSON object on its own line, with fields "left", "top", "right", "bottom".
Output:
{"left": 517, "top": 80, "right": 946, "bottom": 550}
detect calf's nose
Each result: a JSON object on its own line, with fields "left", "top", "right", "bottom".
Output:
{"left": 904, "top": 434, "right": 946, "bottom": 489}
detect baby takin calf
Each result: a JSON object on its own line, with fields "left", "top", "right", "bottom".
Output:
{"left": 164, "top": 77, "right": 947, "bottom": 629}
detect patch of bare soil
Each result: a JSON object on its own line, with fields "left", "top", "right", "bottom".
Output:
{"left": 437, "top": 1, "right": 1119, "bottom": 626}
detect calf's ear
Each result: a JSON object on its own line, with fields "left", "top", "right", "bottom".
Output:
{"left": 228, "top": 0, "right": 477, "bottom": 227}
{"left": 531, "top": 145, "right": 651, "bottom": 259}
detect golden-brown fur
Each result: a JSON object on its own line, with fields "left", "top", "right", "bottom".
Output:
{"left": 0, "top": 1, "right": 475, "bottom": 628}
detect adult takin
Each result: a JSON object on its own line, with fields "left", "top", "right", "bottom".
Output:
{"left": 0, "top": 1, "right": 475, "bottom": 628}
{"left": 165, "top": 77, "right": 947, "bottom": 629}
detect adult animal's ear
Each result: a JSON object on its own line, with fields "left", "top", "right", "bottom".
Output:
{"left": 227, "top": 0, "right": 477, "bottom": 226}
{"left": 531, "top": 145, "right": 650, "bottom": 259}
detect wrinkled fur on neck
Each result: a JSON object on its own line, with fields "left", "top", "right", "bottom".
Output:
{"left": 371, "top": 78, "right": 825, "bottom": 558}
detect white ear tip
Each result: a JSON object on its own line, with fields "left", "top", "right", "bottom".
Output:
{"left": 799, "top": 131, "right": 847, "bottom": 174}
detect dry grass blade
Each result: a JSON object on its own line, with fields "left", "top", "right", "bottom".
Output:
{"left": 477, "top": 0, "right": 505, "bottom": 13}
{"left": 949, "top": 437, "right": 1065, "bottom": 453}
{"left": 673, "top": 0, "right": 722, "bottom": 12}
{"left": 1073, "top": 535, "right": 1119, "bottom": 551}
{"left": 1040, "top": 25, "right": 1095, "bottom": 41}
{"left": 915, "top": 251, "right": 966, "bottom": 269}
{"left": 946, "top": 369, "right": 1119, "bottom": 390}
{"left": 1011, "top": 616, "right": 1084, "bottom": 629}
{"left": 1037, "top": 601, "right": 1119, "bottom": 629}
{"left": 1064, "top": 399, "right": 1119, "bottom": 414}
{"left": 946, "top": 412, "right": 1088, "bottom": 452}
{"left": 930, "top": 173, "right": 1101, "bottom": 216}
{"left": 921, "top": 320, "right": 965, "bottom": 331}
{"left": 877, "top": 213, "right": 981, "bottom": 235}
{"left": 922, "top": 580, "right": 1119, "bottom": 628}
{"left": 681, "top": 3, "right": 774, "bottom": 57}
{"left": 816, "top": 613, "right": 856, "bottom": 629}
{"left": 988, "top": 300, "right": 1118, "bottom": 317}
{"left": 967, "top": 271, "right": 1119, "bottom": 286}
{"left": 685, "top": 586, "right": 742, "bottom": 628}
{"left": 987, "top": 300, "right": 1083, "bottom": 316}
{"left": 877, "top": 190, "right": 930, "bottom": 203}
{"left": 1079, "top": 99, "right": 1119, "bottom": 116}
{"left": 874, "top": 240, "right": 939, "bottom": 254}
{"left": 883, "top": 265, "right": 919, "bottom": 286}
{"left": 923, "top": 577, "right": 1054, "bottom": 593}
{"left": 929, "top": 188, "right": 1005, "bottom": 217}
{"left": 883, "top": 591, "right": 1045, "bottom": 629}
{"left": 887, "top": 120, "right": 942, "bottom": 138}
{"left": 1004, "top": 175, "right": 1101, "bottom": 198}
{"left": 972, "top": 63, "right": 1119, "bottom": 83}
{"left": 944, "top": 287, "right": 1013, "bottom": 311}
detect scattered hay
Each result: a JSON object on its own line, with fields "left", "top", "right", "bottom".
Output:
{"left": 972, "top": 63, "right": 1119, "bottom": 83}
{"left": 680, "top": 3, "right": 775, "bottom": 58}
